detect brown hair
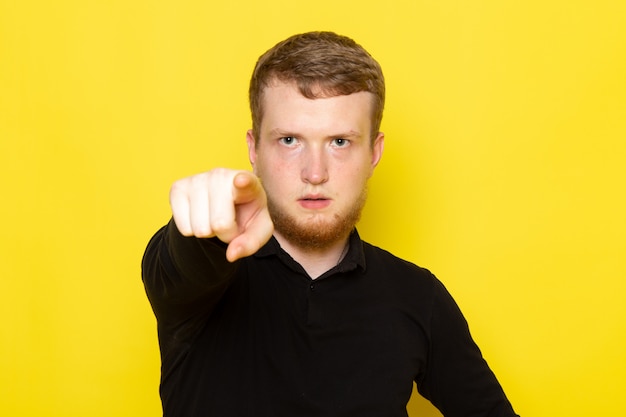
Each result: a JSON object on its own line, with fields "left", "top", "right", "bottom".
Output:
{"left": 249, "top": 31, "right": 385, "bottom": 142}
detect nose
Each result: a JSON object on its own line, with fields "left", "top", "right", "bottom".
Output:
{"left": 301, "top": 146, "right": 329, "bottom": 185}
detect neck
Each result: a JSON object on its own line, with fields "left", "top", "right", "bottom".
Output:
{"left": 274, "top": 232, "right": 350, "bottom": 279}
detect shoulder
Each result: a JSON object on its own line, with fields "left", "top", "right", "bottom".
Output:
{"left": 362, "top": 241, "right": 431, "bottom": 275}
{"left": 360, "top": 240, "right": 442, "bottom": 292}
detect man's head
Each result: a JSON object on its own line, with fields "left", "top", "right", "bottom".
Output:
{"left": 249, "top": 31, "right": 385, "bottom": 143}
{"left": 246, "top": 32, "right": 385, "bottom": 252}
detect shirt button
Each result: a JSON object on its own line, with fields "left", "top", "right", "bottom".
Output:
{"left": 309, "top": 283, "right": 315, "bottom": 290}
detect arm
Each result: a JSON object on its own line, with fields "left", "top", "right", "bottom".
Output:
{"left": 141, "top": 169, "right": 273, "bottom": 356}
{"left": 141, "top": 218, "right": 236, "bottom": 326}
{"left": 417, "top": 279, "right": 519, "bottom": 417}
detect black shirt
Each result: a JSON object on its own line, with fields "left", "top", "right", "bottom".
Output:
{"left": 142, "top": 220, "right": 518, "bottom": 417}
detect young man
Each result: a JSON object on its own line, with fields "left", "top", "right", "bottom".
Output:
{"left": 142, "top": 31, "right": 519, "bottom": 416}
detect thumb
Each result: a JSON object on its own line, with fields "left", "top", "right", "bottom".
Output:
{"left": 224, "top": 171, "right": 272, "bottom": 262}
{"left": 225, "top": 208, "right": 274, "bottom": 262}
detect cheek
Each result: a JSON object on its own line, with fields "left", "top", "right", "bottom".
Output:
{"left": 256, "top": 160, "right": 293, "bottom": 194}
{"left": 342, "top": 160, "right": 373, "bottom": 182}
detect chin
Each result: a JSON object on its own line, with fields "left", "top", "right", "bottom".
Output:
{"left": 272, "top": 212, "right": 360, "bottom": 251}
{"left": 268, "top": 189, "right": 367, "bottom": 251}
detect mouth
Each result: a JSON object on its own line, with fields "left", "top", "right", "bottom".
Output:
{"left": 298, "top": 195, "right": 331, "bottom": 209}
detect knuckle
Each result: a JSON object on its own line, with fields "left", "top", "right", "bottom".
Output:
{"left": 169, "top": 181, "right": 186, "bottom": 201}
{"left": 211, "top": 219, "right": 236, "bottom": 239}
{"left": 190, "top": 220, "right": 212, "bottom": 238}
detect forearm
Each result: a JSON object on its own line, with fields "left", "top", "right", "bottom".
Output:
{"left": 141, "top": 218, "right": 238, "bottom": 323}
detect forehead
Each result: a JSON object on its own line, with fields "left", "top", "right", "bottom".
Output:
{"left": 259, "top": 81, "right": 374, "bottom": 134}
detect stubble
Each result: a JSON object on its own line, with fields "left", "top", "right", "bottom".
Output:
{"left": 267, "top": 187, "right": 368, "bottom": 251}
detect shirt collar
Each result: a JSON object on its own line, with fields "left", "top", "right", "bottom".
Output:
{"left": 254, "top": 229, "right": 367, "bottom": 276}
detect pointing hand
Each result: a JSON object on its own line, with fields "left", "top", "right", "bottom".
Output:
{"left": 169, "top": 169, "right": 274, "bottom": 262}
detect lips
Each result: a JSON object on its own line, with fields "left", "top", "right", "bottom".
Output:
{"left": 299, "top": 195, "right": 331, "bottom": 209}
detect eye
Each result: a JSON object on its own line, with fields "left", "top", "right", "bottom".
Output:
{"left": 332, "top": 138, "right": 350, "bottom": 147}
{"left": 279, "top": 136, "right": 298, "bottom": 146}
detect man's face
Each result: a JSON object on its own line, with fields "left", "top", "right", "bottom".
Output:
{"left": 246, "top": 81, "right": 384, "bottom": 250}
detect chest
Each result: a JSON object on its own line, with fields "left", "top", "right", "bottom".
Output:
{"left": 184, "top": 266, "right": 430, "bottom": 414}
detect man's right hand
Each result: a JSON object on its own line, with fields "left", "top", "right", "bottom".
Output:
{"left": 169, "top": 169, "right": 274, "bottom": 262}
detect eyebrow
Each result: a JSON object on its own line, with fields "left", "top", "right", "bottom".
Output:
{"left": 268, "top": 128, "right": 362, "bottom": 139}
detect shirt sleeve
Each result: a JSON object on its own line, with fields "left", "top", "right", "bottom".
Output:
{"left": 416, "top": 278, "right": 519, "bottom": 417}
{"left": 141, "top": 218, "right": 239, "bottom": 358}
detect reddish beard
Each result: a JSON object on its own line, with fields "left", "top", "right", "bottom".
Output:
{"left": 267, "top": 188, "right": 368, "bottom": 251}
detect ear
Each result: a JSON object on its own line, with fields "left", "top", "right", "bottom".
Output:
{"left": 370, "top": 131, "right": 385, "bottom": 169}
{"left": 246, "top": 129, "right": 257, "bottom": 173}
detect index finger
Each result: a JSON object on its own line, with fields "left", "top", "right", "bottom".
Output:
{"left": 232, "top": 171, "right": 265, "bottom": 204}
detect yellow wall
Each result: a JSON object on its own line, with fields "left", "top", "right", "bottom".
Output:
{"left": 1, "top": 1, "right": 624, "bottom": 416}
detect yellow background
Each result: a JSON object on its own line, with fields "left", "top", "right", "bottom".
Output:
{"left": 1, "top": 0, "right": 625, "bottom": 416}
